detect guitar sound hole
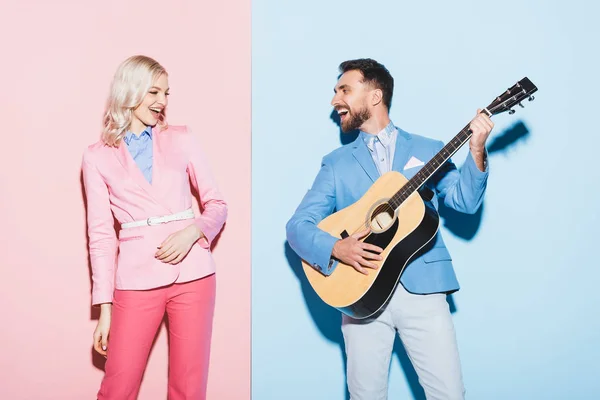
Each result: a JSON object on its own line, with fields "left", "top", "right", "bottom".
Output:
{"left": 369, "top": 203, "right": 396, "bottom": 232}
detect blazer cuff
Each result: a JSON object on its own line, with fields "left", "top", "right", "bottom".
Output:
{"left": 92, "top": 291, "right": 113, "bottom": 307}
{"left": 311, "top": 234, "right": 339, "bottom": 276}
{"left": 326, "top": 258, "right": 339, "bottom": 275}
{"left": 464, "top": 150, "right": 489, "bottom": 187}
{"left": 194, "top": 217, "right": 215, "bottom": 249}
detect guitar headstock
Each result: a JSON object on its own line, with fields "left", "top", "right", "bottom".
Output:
{"left": 484, "top": 77, "right": 538, "bottom": 116}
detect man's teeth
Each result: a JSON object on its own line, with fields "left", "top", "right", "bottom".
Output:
{"left": 338, "top": 109, "right": 349, "bottom": 115}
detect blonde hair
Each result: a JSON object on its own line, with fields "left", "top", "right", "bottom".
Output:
{"left": 102, "top": 55, "right": 168, "bottom": 146}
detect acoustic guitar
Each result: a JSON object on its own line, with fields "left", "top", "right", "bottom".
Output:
{"left": 301, "top": 77, "right": 538, "bottom": 319}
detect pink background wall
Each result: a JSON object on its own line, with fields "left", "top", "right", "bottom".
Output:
{"left": 0, "top": 1, "right": 250, "bottom": 399}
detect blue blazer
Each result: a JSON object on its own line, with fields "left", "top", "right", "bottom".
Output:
{"left": 286, "top": 127, "right": 488, "bottom": 294}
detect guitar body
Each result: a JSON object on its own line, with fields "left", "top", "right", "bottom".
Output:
{"left": 301, "top": 170, "right": 440, "bottom": 319}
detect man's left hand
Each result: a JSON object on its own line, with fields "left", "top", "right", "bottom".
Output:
{"left": 469, "top": 109, "right": 494, "bottom": 152}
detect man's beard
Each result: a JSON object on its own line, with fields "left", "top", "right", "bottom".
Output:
{"left": 341, "top": 107, "right": 371, "bottom": 133}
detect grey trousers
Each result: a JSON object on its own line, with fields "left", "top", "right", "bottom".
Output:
{"left": 342, "top": 283, "right": 465, "bottom": 400}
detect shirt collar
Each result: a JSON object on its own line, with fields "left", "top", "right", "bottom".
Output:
{"left": 361, "top": 121, "right": 397, "bottom": 151}
{"left": 124, "top": 125, "right": 153, "bottom": 145}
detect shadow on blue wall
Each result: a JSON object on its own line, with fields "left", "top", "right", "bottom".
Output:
{"left": 285, "top": 117, "right": 529, "bottom": 399}
{"left": 437, "top": 120, "right": 530, "bottom": 240}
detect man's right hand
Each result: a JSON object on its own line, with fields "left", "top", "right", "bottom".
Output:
{"left": 332, "top": 228, "right": 384, "bottom": 275}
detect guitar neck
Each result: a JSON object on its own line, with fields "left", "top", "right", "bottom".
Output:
{"left": 386, "top": 77, "right": 537, "bottom": 210}
{"left": 389, "top": 122, "right": 474, "bottom": 210}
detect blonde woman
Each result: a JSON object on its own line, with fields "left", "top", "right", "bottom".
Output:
{"left": 82, "top": 55, "right": 227, "bottom": 399}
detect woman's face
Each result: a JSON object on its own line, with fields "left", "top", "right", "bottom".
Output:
{"left": 131, "top": 73, "right": 169, "bottom": 133}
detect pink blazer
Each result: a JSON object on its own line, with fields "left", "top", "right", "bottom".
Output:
{"left": 82, "top": 125, "right": 227, "bottom": 306}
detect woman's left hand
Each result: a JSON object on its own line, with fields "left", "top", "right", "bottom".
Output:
{"left": 155, "top": 225, "right": 204, "bottom": 265}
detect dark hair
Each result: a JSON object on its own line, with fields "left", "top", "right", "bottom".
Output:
{"left": 339, "top": 58, "right": 394, "bottom": 109}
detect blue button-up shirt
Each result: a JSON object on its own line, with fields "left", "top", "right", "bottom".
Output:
{"left": 361, "top": 121, "right": 398, "bottom": 175}
{"left": 123, "top": 126, "right": 153, "bottom": 184}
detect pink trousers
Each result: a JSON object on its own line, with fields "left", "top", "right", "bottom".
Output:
{"left": 97, "top": 274, "right": 216, "bottom": 400}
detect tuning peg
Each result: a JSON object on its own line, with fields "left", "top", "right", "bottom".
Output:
{"left": 528, "top": 95, "right": 535, "bottom": 101}
{"left": 508, "top": 109, "right": 516, "bottom": 115}
{"left": 518, "top": 102, "right": 524, "bottom": 108}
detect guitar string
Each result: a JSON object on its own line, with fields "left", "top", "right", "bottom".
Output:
{"left": 342, "top": 124, "right": 473, "bottom": 239}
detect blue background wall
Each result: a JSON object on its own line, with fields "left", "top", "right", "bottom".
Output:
{"left": 252, "top": 1, "right": 600, "bottom": 398}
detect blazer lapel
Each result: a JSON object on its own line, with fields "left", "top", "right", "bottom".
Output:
{"left": 149, "top": 126, "right": 174, "bottom": 213}
{"left": 150, "top": 125, "right": 163, "bottom": 195}
{"left": 114, "top": 140, "right": 154, "bottom": 194}
{"left": 112, "top": 125, "right": 166, "bottom": 206}
{"left": 392, "top": 128, "right": 413, "bottom": 173}
{"left": 352, "top": 136, "right": 379, "bottom": 183}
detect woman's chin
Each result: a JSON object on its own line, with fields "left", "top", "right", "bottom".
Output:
{"left": 142, "top": 117, "right": 158, "bottom": 127}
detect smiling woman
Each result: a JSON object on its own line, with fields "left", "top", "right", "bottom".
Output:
{"left": 82, "top": 55, "right": 228, "bottom": 399}
{"left": 1, "top": 1, "right": 250, "bottom": 398}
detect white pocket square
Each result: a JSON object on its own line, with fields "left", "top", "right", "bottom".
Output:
{"left": 403, "top": 156, "right": 425, "bottom": 170}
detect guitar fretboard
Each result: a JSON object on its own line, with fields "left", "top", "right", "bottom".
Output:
{"left": 389, "top": 123, "right": 472, "bottom": 209}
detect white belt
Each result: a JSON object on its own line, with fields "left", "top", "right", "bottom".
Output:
{"left": 121, "top": 208, "right": 195, "bottom": 229}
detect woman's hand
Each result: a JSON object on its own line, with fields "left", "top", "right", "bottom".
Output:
{"left": 93, "top": 304, "right": 111, "bottom": 358}
{"left": 155, "top": 225, "right": 204, "bottom": 265}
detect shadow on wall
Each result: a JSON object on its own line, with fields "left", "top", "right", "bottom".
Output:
{"left": 437, "top": 120, "right": 530, "bottom": 240}
{"left": 284, "top": 114, "right": 530, "bottom": 399}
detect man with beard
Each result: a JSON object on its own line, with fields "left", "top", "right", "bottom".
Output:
{"left": 286, "top": 58, "right": 494, "bottom": 400}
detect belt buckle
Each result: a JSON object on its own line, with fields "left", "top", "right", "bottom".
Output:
{"left": 146, "top": 216, "right": 160, "bottom": 226}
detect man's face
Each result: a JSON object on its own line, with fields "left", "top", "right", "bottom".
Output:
{"left": 331, "top": 70, "right": 372, "bottom": 132}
